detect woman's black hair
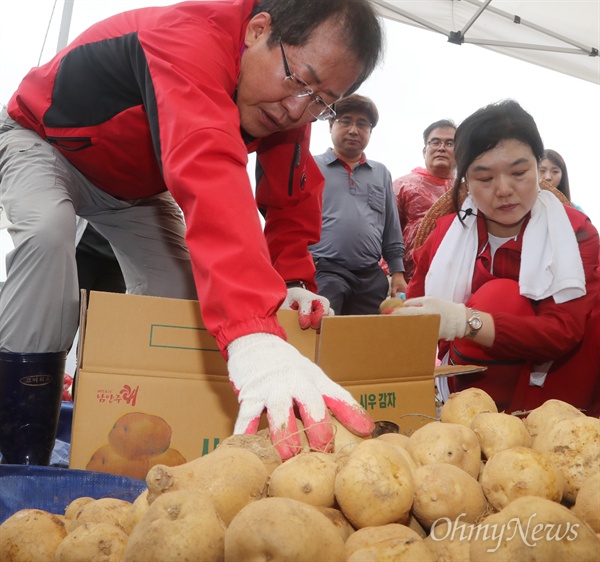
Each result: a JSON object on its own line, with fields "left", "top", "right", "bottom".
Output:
{"left": 452, "top": 100, "right": 544, "bottom": 215}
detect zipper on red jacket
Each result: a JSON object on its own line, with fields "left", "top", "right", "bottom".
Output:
{"left": 288, "top": 142, "right": 301, "bottom": 196}
{"left": 46, "top": 136, "right": 92, "bottom": 151}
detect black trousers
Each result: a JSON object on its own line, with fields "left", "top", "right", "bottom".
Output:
{"left": 314, "top": 258, "right": 388, "bottom": 316}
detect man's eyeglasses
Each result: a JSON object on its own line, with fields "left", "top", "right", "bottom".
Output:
{"left": 427, "top": 139, "right": 455, "bottom": 148}
{"left": 279, "top": 39, "right": 336, "bottom": 121}
{"left": 333, "top": 117, "right": 372, "bottom": 131}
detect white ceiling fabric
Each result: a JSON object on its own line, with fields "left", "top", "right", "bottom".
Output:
{"left": 372, "top": 0, "right": 600, "bottom": 85}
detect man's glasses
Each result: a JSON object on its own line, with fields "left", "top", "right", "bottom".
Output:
{"left": 427, "top": 139, "right": 455, "bottom": 148}
{"left": 333, "top": 117, "right": 372, "bottom": 131}
{"left": 279, "top": 39, "right": 336, "bottom": 121}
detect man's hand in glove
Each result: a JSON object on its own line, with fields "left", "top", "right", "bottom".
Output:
{"left": 281, "top": 286, "right": 333, "bottom": 330}
{"left": 387, "top": 296, "right": 468, "bottom": 341}
{"left": 227, "top": 333, "right": 374, "bottom": 460}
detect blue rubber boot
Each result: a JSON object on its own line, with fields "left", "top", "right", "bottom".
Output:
{"left": 0, "top": 351, "right": 67, "bottom": 465}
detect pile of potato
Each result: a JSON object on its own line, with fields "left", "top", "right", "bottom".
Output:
{"left": 1, "top": 390, "right": 599, "bottom": 561}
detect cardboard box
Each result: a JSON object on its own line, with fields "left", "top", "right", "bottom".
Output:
{"left": 70, "top": 291, "right": 482, "bottom": 476}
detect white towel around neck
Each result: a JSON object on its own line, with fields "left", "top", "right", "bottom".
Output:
{"left": 424, "top": 191, "right": 586, "bottom": 304}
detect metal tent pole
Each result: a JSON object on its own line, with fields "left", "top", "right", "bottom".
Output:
{"left": 56, "top": 0, "right": 75, "bottom": 52}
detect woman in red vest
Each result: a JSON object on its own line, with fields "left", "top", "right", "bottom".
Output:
{"left": 392, "top": 100, "right": 599, "bottom": 415}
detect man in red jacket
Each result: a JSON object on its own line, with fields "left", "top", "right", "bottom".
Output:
{"left": 392, "top": 119, "right": 456, "bottom": 282}
{"left": 0, "top": 0, "right": 383, "bottom": 464}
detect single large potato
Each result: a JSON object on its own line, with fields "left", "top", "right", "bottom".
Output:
{"left": 471, "top": 411, "right": 531, "bottom": 459}
{"left": 334, "top": 439, "right": 414, "bottom": 528}
{"left": 123, "top": 490, "right": 226, "bottom": 562}
{"left": 64, "top": 497, "right": 95, "bottom": 520}
{"left": 480, "top": 446, "right": 565, "bottom": 510}
{"left": 55, "top": 522, "right": 128, "bottom": 562}
{"left": 224, "top": 497, "right": 345, "bottom": 562}
{"left": 268, "top": 451, "right": 338, "bottom": 507}
{"left": 532, "top": 415, "right": 600, "bottom": 503}
{"left": 345, "top": 524, "right": 433, "bottom": 562}
{"left": 440, "top": 388, "right": 498, "bottom": 427}
{"left": 524, "top": 399, "right": 584, "bottom": 440}
{"left": 469, "top": 496, "right": 600, "bottom": 561}
{"left": 145, "top": 446, "right": 268, "bottom": 525}
{"left": 407, "top": 421, "right": 481, "bottom": 479}
{"left": 108, "top": 412, "right": 172, "bottom": 459}
{"left": 68, "top": 498, "right": 132, "bottom": 533}
{"left": 411, "top": 463, "right": 488, "bottom": 530}
{"left": 0, "top": 509, "right": 67, "bottom": 562}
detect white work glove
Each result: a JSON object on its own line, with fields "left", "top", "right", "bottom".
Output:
{"left": 388, "top": 296, "right": 468, "bottom": 341}
{"left": 227, "top": 333, "right": 374, "bottom": 460}
{"left": 281, "top": 286, "right": 333, "bottom": 330}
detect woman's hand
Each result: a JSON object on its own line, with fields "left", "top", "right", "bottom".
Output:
{"left": 388, "top": 296, "right": 468, "bottom": 341}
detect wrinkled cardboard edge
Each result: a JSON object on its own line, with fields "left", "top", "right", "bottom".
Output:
{"left": 69, "top": 289, "right": 89, "bottom": 467}
{"left": 75, "top": 289, "right": 88, "bottom": 380}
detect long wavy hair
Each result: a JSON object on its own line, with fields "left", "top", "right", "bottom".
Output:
{"left": 540, "top": 149, "right": 571, "bottom": 201}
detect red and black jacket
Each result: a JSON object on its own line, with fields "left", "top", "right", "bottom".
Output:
{"left": 8, "top": 0, "right": 324, "bottom": 353}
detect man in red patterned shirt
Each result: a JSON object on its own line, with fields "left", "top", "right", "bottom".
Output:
{"left": 393, "top": 119, "right": 456, "bottom": 281}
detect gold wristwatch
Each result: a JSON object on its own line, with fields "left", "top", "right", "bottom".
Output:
{"left": 466, "top": 309, "right": 483, "bottom": 338}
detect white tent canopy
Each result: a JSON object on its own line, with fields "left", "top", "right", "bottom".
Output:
{"left": 372, "top": 0, "right": 600, "bottom": 85}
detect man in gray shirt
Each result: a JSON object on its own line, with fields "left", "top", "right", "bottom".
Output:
{"left": 310, "top": 94, "right": 406, "bottom": 315}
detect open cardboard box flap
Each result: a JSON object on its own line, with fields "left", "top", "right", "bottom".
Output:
{"left": 318, "top": 314, "right": 439, "bottom": 384}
